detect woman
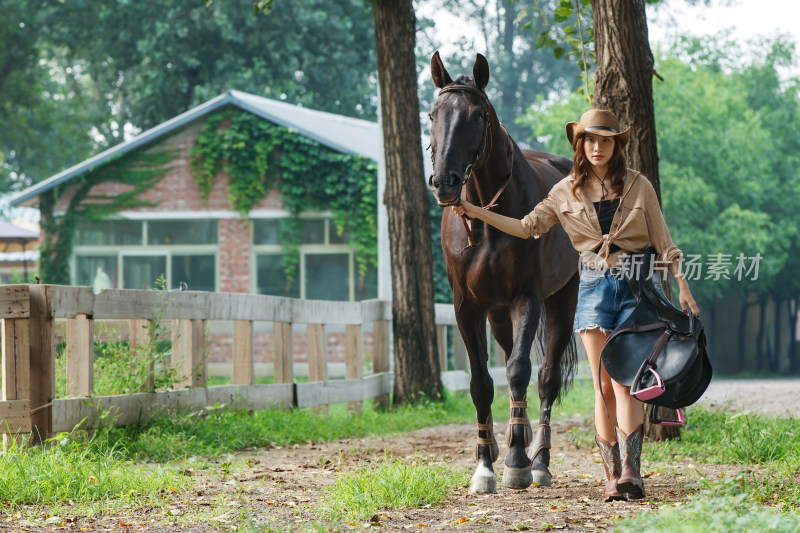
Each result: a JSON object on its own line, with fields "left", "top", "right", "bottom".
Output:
{"left": 452, "top": 108, "right": 699, "bottom": 501}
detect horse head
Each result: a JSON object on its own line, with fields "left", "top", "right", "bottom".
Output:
{"left": 428, "top": 51, "right": 494, "bottom": 207}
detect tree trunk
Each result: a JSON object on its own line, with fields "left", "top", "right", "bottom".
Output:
{"left": 372, "top": 0, "right": 442, "bottom": 404}
{"left": 756, "top": 293, "right": 767, "bottom": 373}
{"left": 789, "top": 298, "right": 798, "bottom": 373}
{"left": 738, "top": 298, "right": 750, "bottom": 373}
{"left": 592, "top": 0, "right": 677, "bottom": 441}
{"left": 592, "top": 0, "right": 660, "bottom": 200}
{"left": 773, "top": 293, "right": 783, "bottom": 373}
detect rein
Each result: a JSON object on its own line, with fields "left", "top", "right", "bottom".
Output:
{"left": 433, "top": 84, "right": 515, "bottom": 247}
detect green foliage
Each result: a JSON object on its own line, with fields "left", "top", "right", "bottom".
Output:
{"left": 0, "top": 0, "right": 105, "bottom": 190}
{"left": 316, "top": 457, "right": 468, "bottom": 522}
{"left": 0, "top": 437, "right": 184, "bottom": 507}
{"left": 190, "top": 109, "right": 377, "bottom": 287}
{"left": 517, "top": 0, "right": 594, "bottom": 104}
{"left": 644, "top": 408, "right": 800, "bottom": 465}
{"left": 53, "top": 275, "right": 180, "bottom": 396}
{"left": 613, "top": 494, "right": 800, "bottom": 533}
{"left": 517, "top": 36, "right": 800, "bottom": 308}
{"left": 42, "top": 0, "right": 376, "bottom": 134}
{"left": 38, "top": 151, "right": 172, "bottom": 284}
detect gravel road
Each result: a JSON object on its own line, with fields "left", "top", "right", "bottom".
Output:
{"left": 697, "top": 378, "right": 800, "bottom": 417}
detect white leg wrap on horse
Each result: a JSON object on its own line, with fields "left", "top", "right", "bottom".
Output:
{"left": 469, "top": 463, "right": 497, "bottom": 494}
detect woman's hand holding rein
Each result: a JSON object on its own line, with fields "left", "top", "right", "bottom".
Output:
{"left": 451, "top": 201, "right": 530, "bottom": 239}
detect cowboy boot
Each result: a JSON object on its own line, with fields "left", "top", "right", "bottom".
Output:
{"left": 615, "top": 425, "right": 645, "bottom": 499}
{"left": 595, "top": 435, "right": 625, "bottom": 502}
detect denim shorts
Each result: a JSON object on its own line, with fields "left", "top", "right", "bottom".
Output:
{"left": 574, "top": 267, "right": 637, "bottom": 334}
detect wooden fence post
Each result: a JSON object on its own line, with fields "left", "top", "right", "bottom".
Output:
{"left": 171, "top": 319, "right": 206, "bottom": 389}
{"left": 307, "top": 323, "right": 327, "bottom": 414}
{"left": 452, "top": 329, "right": 467, "bottom": 371}
{"left": 2, "top": 317, "right": 32, "bottom": 448}
{"left": 66, "top": 314, "right": 94, "bottom": 397}
{"left": 273, "top": 321, "right": 293, "bottom": 385}
{"left": 129, "top": 319, "right": 153, "bottom": 392}
{"left": 28, "top": 285, "right": 54, "bottom": 445}
{"left": 436, "top": 324, "right": 447, "bottom": 372}
{"left": 233, "top": 320, "right": 254, "bottom": 385}
{"left": 373, "top": 320, "right": 390, "bottom": 410}
{"left": 345, "top": 324, "right": 363, "bottom": 412}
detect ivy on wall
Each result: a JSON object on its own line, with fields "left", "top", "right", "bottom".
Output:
{"left": 39, "top": 151, "right": 173, "bottom": 284}
{"left": 190, "top": 109, "right": 378, "bottom": 289}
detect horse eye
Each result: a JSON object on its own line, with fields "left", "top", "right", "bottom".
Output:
{"left": 429, "top": 113, "right": 435, "bottom": 122}
{"left": 474, "top": 113, "right": 483, "bottom": 123}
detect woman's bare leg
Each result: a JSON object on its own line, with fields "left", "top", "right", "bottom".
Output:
{"left": 579, "top": 329, "right": 617, "bottom": 442}
{"left": 610, "top": 379, "right": 643, "bottom": 433}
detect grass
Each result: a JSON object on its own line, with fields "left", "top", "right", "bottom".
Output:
{"left": 0, "top": 436, "right": 184, "bottom": 508}
{"left": 645, "top": 408, "right": 800, "bottom": 465}
{"left": 59, "top": 379, "right": 595, "bottom": 464}
{"left": 612, "top": 494, "right": 800, "bottom": 533}
{"left": 315, "top": 456, "right": 469, "bottom": 522}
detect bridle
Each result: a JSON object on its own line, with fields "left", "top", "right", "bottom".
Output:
{"left": 430, "top": 83, "right": 515, "bottom": 247}
{"left": 430, "top": 84, "right": 493, "bottom": 186}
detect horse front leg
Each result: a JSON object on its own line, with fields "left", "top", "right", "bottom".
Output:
{"left": 502, "top": 297, "right": 540, "bottom": 490}
{"left": 530, "top": 274, "right": 580, "bottom": 487}
{"left": 456, "top": 306, "right": 497, "bottom": 494}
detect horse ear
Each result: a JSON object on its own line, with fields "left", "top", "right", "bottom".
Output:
{"left": 431, "top": 51, "right": 453, "bottom": 88}
{"left": 473, "top": 53, "right": 490, "bottom": 91}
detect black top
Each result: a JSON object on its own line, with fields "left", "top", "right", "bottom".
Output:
{"left": 593, "top": 198, "right": 621, "bottom": 254}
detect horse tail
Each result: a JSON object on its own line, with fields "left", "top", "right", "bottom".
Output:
{"left": 533, "top": 302, "right": 579, "bottom": 403}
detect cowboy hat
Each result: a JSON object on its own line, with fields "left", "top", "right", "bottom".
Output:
{"left": 566, "top": 108, "right": 631, "bottom": 149}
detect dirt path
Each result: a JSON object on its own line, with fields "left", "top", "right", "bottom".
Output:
{"left": 234, "top": 417, "right": 734, "bottom": 532}
{"left": 33, "top": 418, "right": 734, "bottom": 532}
{"left": 13, "top": 379, "right": 795, "bottom": 532}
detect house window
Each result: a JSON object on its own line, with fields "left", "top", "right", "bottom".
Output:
{"left": 72, "top": 220, "right": 218, "bottom": 291}
{"left": 148, "top": 220, "right": 217, "bottom": 245}
{"left": 252, "top": 217, "right": 377, "bottom": 301}
{"left": 75, "top": 221, "right": 143, "bottom": 246}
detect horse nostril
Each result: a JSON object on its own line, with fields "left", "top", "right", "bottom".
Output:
{"left": 449, "top": 172, "right": 462, "bottom": 186}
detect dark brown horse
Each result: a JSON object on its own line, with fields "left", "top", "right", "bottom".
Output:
{"left": 428, "top": 52, "right": 580, "bottom": 493}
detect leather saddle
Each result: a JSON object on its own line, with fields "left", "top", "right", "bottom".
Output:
{"left": 600, "top": 247, "right": 713, "bottom": 424}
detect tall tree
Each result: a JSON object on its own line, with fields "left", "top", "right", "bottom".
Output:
{"left": 373, "top": 0, "right": 442, "bottom": 403}
{"left": 251, "top": 0, "right": 442, "bottom": 403}
{"left": 45, "top": 0, "right": 377, "bottom": 133}
{"left": 0, "top": 0, "right": 101, "bottom": 190}
{"left": 592, "top": 0, "right": 674, "bottom": 440}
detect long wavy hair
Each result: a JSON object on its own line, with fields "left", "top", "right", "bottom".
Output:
{"left": 570, "top": 133, "right": 627, "bottom": 199}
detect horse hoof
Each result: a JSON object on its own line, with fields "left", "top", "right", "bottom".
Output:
{"left": 501, "top": 466, "right": 533, "bottom": 490}
{"left": 531, "top": 468, "right": 552, "bottom": 487}
{"left": 469, "top": 464, "right": 497, "bottom": 494}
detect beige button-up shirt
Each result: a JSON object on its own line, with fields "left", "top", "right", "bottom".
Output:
{"left": 521, "top": 169, "right": 682, "bottom": 267}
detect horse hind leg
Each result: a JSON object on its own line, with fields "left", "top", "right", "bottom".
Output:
{"left": 530, "top": 273, "right": 580, "bottom": 487}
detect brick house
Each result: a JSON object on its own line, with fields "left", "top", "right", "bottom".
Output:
{"left": 10, "top": 90, "right": 417, "bottom": 376}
